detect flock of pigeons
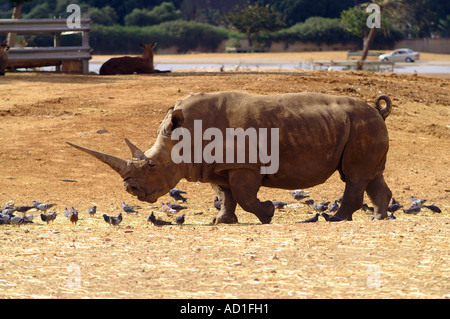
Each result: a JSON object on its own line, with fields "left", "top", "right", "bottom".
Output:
{"left": 283, "top": 189, "right": 442, "bottom": 223}
{"left": 0, "top": 188, "right": 443, "bottom": 227}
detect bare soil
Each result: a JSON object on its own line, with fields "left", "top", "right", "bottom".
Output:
{"left": 0, "top": 58, "right": 449, "bottom": 298}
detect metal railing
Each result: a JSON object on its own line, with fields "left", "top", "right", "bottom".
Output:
{"left": 0, "top": 18, "right": 91, "bottom": 74}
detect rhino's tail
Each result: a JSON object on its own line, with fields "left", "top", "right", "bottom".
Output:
{"left": 375, "top": 95, "right": 392, "bottom": 121}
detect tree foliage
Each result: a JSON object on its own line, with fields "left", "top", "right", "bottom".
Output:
{"left": 225, "top": 1, "right": 285, "bottom": 47}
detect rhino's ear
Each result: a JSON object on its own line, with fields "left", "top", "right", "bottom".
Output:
{"left": 160, "top": 108, "right": 184, "bottom": 137}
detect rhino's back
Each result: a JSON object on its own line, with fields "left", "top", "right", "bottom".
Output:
{"left": 176, "top": 91, "right": 388, "bottom": 189}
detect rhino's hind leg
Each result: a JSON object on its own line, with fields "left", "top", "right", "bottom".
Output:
{"left": 228, "top": 169, "right": 275, "bottom": 224}
{"left": 365, "top": 174, "right": 392, "bottom": 220}
{"left": 334, "top": 181, "right": 366, "bottom": 221}
{"left": 211, "top": 184, "right": 238, "bottom": 224}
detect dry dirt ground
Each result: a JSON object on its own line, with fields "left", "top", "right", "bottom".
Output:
{"left": 0, "top": 55, "right": 449, "bottom": 299}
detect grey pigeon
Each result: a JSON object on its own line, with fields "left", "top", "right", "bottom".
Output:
{"left": 41, "top": 212, "right": 57, "bottom": 224}
{"left": 291, "top": 189, "right": 310, "bottom": 201}
{"left": 362, "top": 203, "right": 374, "bottom": 213}
{"left": 0, "top": 213, "right": 11, "bottom": 224}
{"left": 15, "top": 206, "right": 34, "bottom": 213}
{"left": 410, "top": 195, "right": 426, "bottom": 207}
{"left": 298, "top": 213, "right": 320, "bottom": 223}
{"left": 423, "top": 204, "right": 441, "bottom": 213}
{"left": 175, "top": 213, "right": 185, "bottom": 225}
{"left": 103, "top": 213, "right": 122, "bottom": 227}
{"left": 166, "top": 202, "right": 187, "bottom": 212}
{"left": 388, "top": 198, "right": 403, "bottom": 213}
{"left": 64, "top": 207, "right": 72, "bottom": 217}
{"left": 10, "top": 216, "right": 33, "bottom": 225}
{"left": 169, "top": 188, "right": 187, "bottom": 202}
{"left": 321, "top": 212, "right": 343, "bottom": 222}
{"left": 32, "top": 201, "right": 56, "bottom": 213}
{"left": 214, "top": 196, "right": 221, "bottom": 211}
{"left": 309, "top": 201, "right": 330, "bottom": 213}
{"left": 147, "top": 211, "right": 172, "bottom": 226}
{"left": 122, "top": 201, "right": 138, "bottom": 213}
{"left": 88, "top": 206, "right": 97, "bottom": 216}
{"left": 403, "top": 204, "right": 421, "bottom": 215}
{"left": 1, "top": 206, "right": 16, "bottom": 215}
{"left": 328, "top": 200, "right": 339, "bottom": 212}
{"left": 387, "top": 211, "right": 396, "bottom": 220}
{"left": 272, "top": 201, "right": 287, "bottom": 209}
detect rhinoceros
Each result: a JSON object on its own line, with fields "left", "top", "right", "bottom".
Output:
{"left": 67, "top": 91, "right": 392, "bottom": 224}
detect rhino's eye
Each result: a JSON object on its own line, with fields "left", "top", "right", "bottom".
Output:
{"left": 148, "top": 163, "right": 157, "bottom": 168}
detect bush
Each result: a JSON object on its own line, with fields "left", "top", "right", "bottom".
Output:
{"left": 88, "top": 20, "right": 229, "bottom": 54}
{"left": 124, "top": 2, "right": 182, "bottom": 26}
{"left": 268, "top": 17, "right": 358, "bottom": 45}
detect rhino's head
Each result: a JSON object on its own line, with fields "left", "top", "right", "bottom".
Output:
{"left": 67, "top": 108, "right": 186, "bottom": 203}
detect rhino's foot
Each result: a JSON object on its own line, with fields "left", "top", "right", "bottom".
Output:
{"left": 211, "top": 212, "right": 238, "bottom": 225}
{"left": 254, "top": 201, "right": 275, "bottom": 224}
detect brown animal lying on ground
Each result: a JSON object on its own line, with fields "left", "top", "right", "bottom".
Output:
{"left": 68, "top": 92, "right": 393, "bottom": 224}
{"left": 99, "top": 42, "right": 170, "bottom": 75}
{"left": 0, "top": 41, "right": 10, "bottom": 76}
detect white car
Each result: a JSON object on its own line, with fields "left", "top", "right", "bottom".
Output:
{"left": 379, "top": 48, "right": 420, "bottom": 62}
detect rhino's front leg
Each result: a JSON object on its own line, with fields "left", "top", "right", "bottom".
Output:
{"left": 228, "top": 169, "right": 275, "bottom": 224}
{"left": 211, "top": 184, "right": 238, "bottom": 224}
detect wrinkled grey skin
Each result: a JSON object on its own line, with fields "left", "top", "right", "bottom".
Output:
{"left": 67, "top": 91, "right": 392, "bottom": 224}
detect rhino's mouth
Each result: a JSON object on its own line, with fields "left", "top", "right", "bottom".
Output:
{"left": 123, "top": 178, "right": 160, "bottom": 203}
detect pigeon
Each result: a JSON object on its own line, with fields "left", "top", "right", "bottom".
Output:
{"left": 214, "top": 196, "right": 221, "bottom": 211}
{"left": 160, "top": 202, "right": 174, "bottom": 213}
{"left": 0, "top": 213, "right": 11, "bottom": 224}
{"left": 387, "top": 211, "right": 396, "bottom": 220}
{"left": 14, "top": 206, "right": 34, "bottom": 214}
{"left": 1, "top": 206, "right": 16, "bottom": 215}
{"left": 41, "top": 212, "right": 57, "bottom": 224}
{"left": 122, "top": 202, "right": 139, "bottom": 213}
{"left": 291, "top": 189, "right": 310, "bottom": 201}
{"left": 69, "top": 209, "right": 79, "bottom": 225}
{"left": 88, "top": 206, "right": 97, "bottom": 217}
{"left": 309, "top": 201, "right": 330, "bottom": 213}
{"left": 403, "top": 204, "right": 421, "bottom": 215}
{"left": 272, "top": 201, "right": 287, "bottom": 209}
{"left": 103, "top": 213, "right": 123, "bottom": 227}
{"left": 423, "top": 203, "right": 441, "bottom": 213}
{"left": 10, "top": 216, "right": 33, "bottom": 225}
{"left": 410, "top": 195, "right": 426, "bottom": 207}
{"left": 166, "top": 202, "right": 187, "bottom": 212}
{"left": 321, "top": 212, "right": 343, "bottom": 222}
{"left": 169, "top": 188, "right": 187, "bottom": 202}
{"left": 328, "top": 200, "right": 339, "bottom": 212}
{"left": 175, "top": 213, "right": 185, "bottom": 225}
{"left": 23, "top": 214, "right": 38, "bottom": 221}
{"left": 304, "top": 199, "right": 315, "bottom": 206}
{"left": 64, "top": 207, "right": 72, "bottom": 217}
{"left": 298, "top": 213, "right": 320, "bottom": 223}
{"left": 147, "top": 212, "right": 172, "bottom": 226}
{"left": 388, "top": 198, "right": 403, "bottom": 213}
{"left": 362, "top": 203, "right": 374, "bottom": 213}
{"left": 32, "top": 201, "right": 56, "bottom": 213}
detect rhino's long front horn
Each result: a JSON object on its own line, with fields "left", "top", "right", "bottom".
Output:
{"left": 66, "top": 142, "right": 129, "bottom": 176}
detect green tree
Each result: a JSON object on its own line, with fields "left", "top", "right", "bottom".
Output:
{"left": 124, "top": 2, "right": 181, "bottom": 26}
{"left": 341, "top": 1, "right": 401, "bottom": 70}
{"left": 225, "top": 1, "right": 285, "bottom": 48}
{"left": 88, "top": 5, "right": 119, "bottom": 25}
